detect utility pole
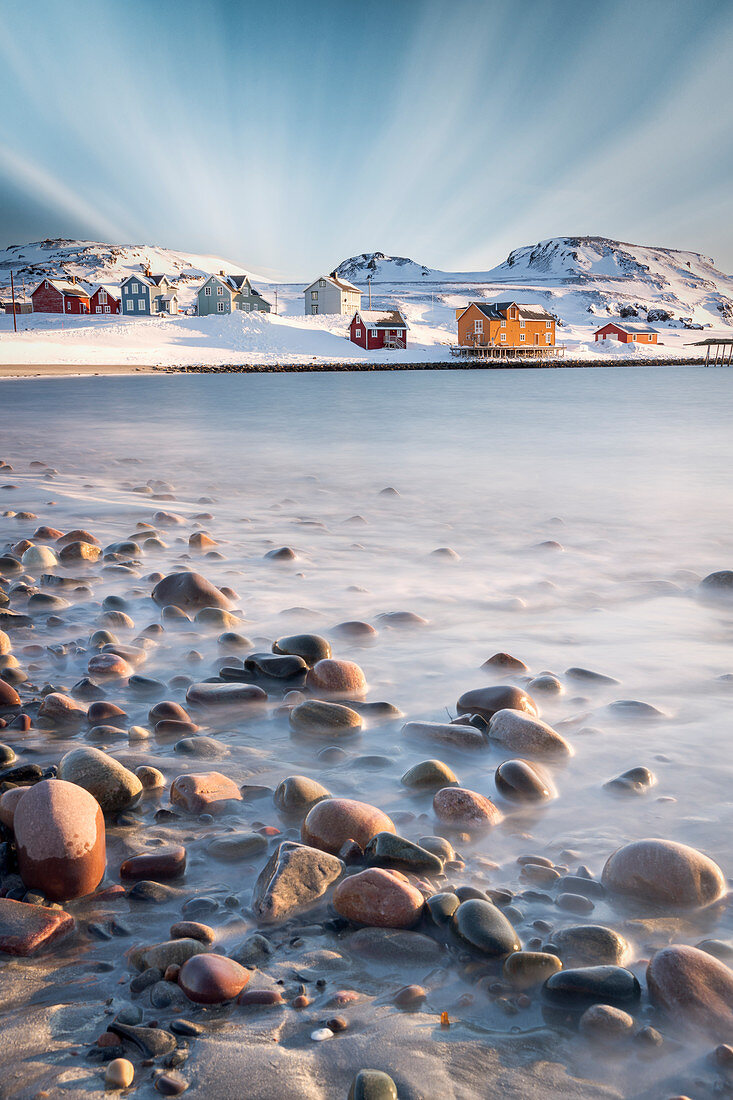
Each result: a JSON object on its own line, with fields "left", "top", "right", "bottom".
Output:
{"left": 10, "top": 270, "right": 17, "bottom": 333}
{"left": 367, "top": 275, "right": 372, "bottom": 309}
{"left": 274, "top": 288, "right": 278, "bottom": 315}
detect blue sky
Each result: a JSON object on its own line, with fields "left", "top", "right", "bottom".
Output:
{"left": 0, "top": 0, "right": 732, "bottom": 278}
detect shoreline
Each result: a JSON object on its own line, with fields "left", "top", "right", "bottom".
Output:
{"left": 0, "top": 355, "right": 710, "bottom": 379}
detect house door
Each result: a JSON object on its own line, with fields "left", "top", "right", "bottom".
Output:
{"left": 534, "top": 333, "right": 539, "bottom": 345}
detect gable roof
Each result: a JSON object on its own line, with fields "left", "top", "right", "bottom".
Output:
{"left": 89, "top": 283, "right": 121, "bottom": 300}
{"left": 304, "top": 273, "right": 362, "bottom": 295}
{"left": 31, "top": 278, "right": 91, "bottom": 299}
{"left": 121, "top": 273, "right": 170, "bottom": 290}
{"left": 353, "top": 309, "right": 408, "bottom": 329}
{"left": 596, "top": 320, "right": 658, "bottom": 334}
{"left": 460, "top": 301, "right": 555, "bottom": 322}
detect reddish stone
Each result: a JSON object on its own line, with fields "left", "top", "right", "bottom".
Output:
{"left": 433, "top": 786, "right": 503, "bottom": 828}
{"left": 56, "top": 529, "right": 100, "bottom": 546}
{"left": 0, "top": 786, "right": 29, "bottom": 828}
{"left": 58, "top": 541, "right": 101, "bottom": 563}
{"left": 152, "top": 571, "right": 231, "bottom": 611}
{"left": 87, "top": 701, "right": 128, "bottom": 724}
{"left": 88, "top": 652, "right": 133, "bottom": 678}
{"left": 120, "top": 846, "right": 187, "bottom": 881}
{"left": 306, "top": 659, "right": 367, "bottom": 697}
{"left": 237, "top": 989, "right": 285, "bottom": 1006}
{"left": 647, "top": 945, "right": 733, "bottom": 1040}
{"left": 149, "top": 701, "right": 192, "bottom": 724}
{"left": 0, "top": 679, "right": 20, "bottom": 710}
{"left": 456, "top": 685, "right": 538, "bottom": 721}
{"left": 33, "top": 526, "right": 63, "bottom": 540}
{"left": 170, "top": 921, "right": 215, "bottom": 944}
{"left": 178, "top": 954, "right": 251, "bottom": 1004}
{"left": 302, "top": 798, "right": 395, "bottom": 855}
{"left": 0, "top": 897, "right": 74, "bottom": 956}
{"left": 333, "top": 868, "right": 424, "bottom": 928}
{"left": 37, "top": 692, "right": 87, "bottom": 724}
{"left": 13, "top": 779, "right": 106, "bottom": 901}
{"left": 170, "top": 772, "right": 242, "bottom": 814}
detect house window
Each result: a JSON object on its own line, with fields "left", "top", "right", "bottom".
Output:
{"left": 520, "top": 333, "right": 525, "bottom": 342}
{"left": 355, "top": 328, "right": 362, "bottom": 337}
{"left": 474, "top": 319, "right": 483, "bottom": 334}
{"left": 311, "top": 291, "right": 318, "bottom": 300}
{"left": 546, "top": 320, "right": 551, "bottom": 328}
{"left": 217, "top": 302, "right": 225, "bottom": 313}
{"left": 520, "top": 319, "right": 525, "bottom": 328}
{"left": 319, "top": 279, "right": 326, "bottom": 287}
{"left": 511, "top": 309, "right": 517, "bottom": 319}
{"left": 104, "top": 306, "right": 110, "bottom": 314}
{"left": 66, "top": 301, "right": 71, "bottom": 311}
{"left": 138, "top": 299, "right": 144, "bottom": 311}
{"left": 99, "top": 290, "right": 107, "bottom": 304}
{"left": 500, "top": 319, "right": 506, "bottom": 327}
{"left": 500, "top": 333, "right": 506, "bottom": 342}
{"left": 131, "top": 283, "right": 138, "bottom": 293}
{"left": 205, "top": 286, "right": 211, "bottom": 296}
{"left": 96, "top": 306, "right": 102, "bottom": 314}
{"left": 217, "top": 286, "right": 223, "bottom": 295}
{"left": 311, "top": 305, "right": 318, "bottom": 315}
{"left": 45, "top": 280, "right": 49, "bottom": 288}
{"left": 244, "top": 303, "right": 250, "bottom": 312}
{"left": 545, "top": 333, "right": 551, "bottom": 343}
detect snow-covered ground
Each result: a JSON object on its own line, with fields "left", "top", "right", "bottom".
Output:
{"left": 0, "top": 236, "right": 731, "bottom": 367}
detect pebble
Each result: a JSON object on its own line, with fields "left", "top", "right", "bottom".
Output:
{"left": 553, "top": 925, "right": 630, "bottom": 966}
{"left": 451, "top": 899, "right": 521, "bottom": 957}
{"left": 457, "top": 685, "right": 538, "bottom": 721}
{"left": 306, "top": 658, "right": 367, "bottom": 697}
{"left": 0, "top": 679, "right": 21, "bottom": 710}
{"left": 333, "top": 868, "right": 424, "bottom": 927}
{"left": 152, "top": 571, "right": 232, "bottom": 611}
{"left": 495, "top": 759, "right": 556, "bottom": 801}
{"left": 602, "top": 838, "right": 725, "bottom": 907}
{"left": 170, "top": 772, "right": 242, "bottom": 814}
{"left": 488, "top": 709, "right": 573, "bottom": 756}
{"left": 289, "top": 699, "right": 363, "bottom": 736}
{"left": 528, "top": 674, "right": 564, "bottom": 695}
{"left": 136, "top": 765, "right": 165, "bottom": 789}
{"left": 364, "top": 832, "right": 444, "bottom": 873}
{"left": 483, "top": 652, "right": 529, "bottom": 673}
{"left": 273, "top": 775, "right": 331, "bottom": 814}
{"left": 604, "top": 767, "right": 656, "bottom": 795}
{"left": 402, "top": 720, "right": 487, "bottom": 749}
{"left": 178, "top": 953, "right": 251, "bottom": 1004}
{"left": 433, "top": 786, "right": 502, "bottom": 828}
{"left": 57, "top": 747, "right": 142, "bottom": 814}
{"left": 504, "top": 950, "right": 563, "bottom": 989}
{"left": 647, "top": 945, "right": 733, "bottom": 1040}
{"left": 273, "top": 633, "right": 331, "bottom": 665}
{"left": 579, "top": 1003, "right": 635, "bottom": 1042}
{"left": 185, "top": 682, "right": 267, "bottom": 708}
{"left": 155, "top": 1073, "right": 188, "bottom": 1096}
{"left": 207, "top": 832, "right": 268, "bottom": 861}
{"left": 252, "top": 840, "right": 344, "bottom": 923}
{"left": 348, "top": 1070, "right": 398, "bottom": 1100}
{"left": 0, "top": 896, "right": 75, "bottom": 955}
{"left": 401, "top": 759, "right": 458, "bottom": 788}
{"left": 310, "top": 1027, "right": 333, "bottom": 1041}
{"left": 346, "top": 927, "right": 444, "bottom": 965}
{"left": 0, "top": 786, "right": 28, "bottom": 828}
{"left": 105, "top": 1058, "right": 135, "bottom": 1088}
{"left": 13, "top": 779, "right": 106, "bottom": 901}
{"left": 543, "top": 965, "right": 641, "bottom": 1009}
{"left": 58, "top": 540, "right": 101, "bottom": 563}
{"left": 120, "top": 846, "right": 187, "bottom": 881}
{"left": 302, "top": 797, "right": 395, "bottom": 854}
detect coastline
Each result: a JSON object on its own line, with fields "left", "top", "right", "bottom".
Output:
{"left": 0, "top": 356, "right": 708, "bottom": 379}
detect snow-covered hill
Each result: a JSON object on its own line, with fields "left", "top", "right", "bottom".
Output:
{"left": 334, "top": 237, "right": 733, "bottom": 333}
{"left": 0, "top": 239, "right": 274, "bottom": 308}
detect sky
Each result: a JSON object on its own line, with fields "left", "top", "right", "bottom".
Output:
{"left": 0, "top": 0, "right": 732, "bottom": 279}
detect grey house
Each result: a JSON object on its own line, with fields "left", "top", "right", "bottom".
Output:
{"left": 197, "top": 273, "right": 272, "bottom": 316}
{"left": 121, "top": 273, "right": 178, "bottom": 316}
{"left": 303, "top": 272, "right": 361, "bottom": 316}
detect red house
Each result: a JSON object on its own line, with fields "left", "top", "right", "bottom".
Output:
{"left": 594, "top": 321, "right": 658, "bottom": 344}
{"left": 31, "top": 278, "right": 91, "bottom": 314}
{"left": 89, "top": 284, "right": 120, "bottom": 315}
{"left": 349, "top": 309, "right": 408, "bottom": 350}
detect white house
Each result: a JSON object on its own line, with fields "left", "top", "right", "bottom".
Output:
{"left": 303, "top": 272, "right": 361, "bottom": 316}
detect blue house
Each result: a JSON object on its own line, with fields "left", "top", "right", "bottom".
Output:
{"left": 120, "top": 271, "right": 178, "bottom": 316}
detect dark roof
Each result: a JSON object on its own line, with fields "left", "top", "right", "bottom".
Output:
{"left": 354, "top": 309, "right": 407, "bottom": 328}
{"left": 686, "top": 336, "right": 733, "bottom": 346}
{"left": 147, "top": 274, "right": 168, "bottom": 287}
{"left": 465, "top": 301, "right": 555, "bottom": 322}
{"left": 597, "top": 320, "right": 657, "bottom": 334}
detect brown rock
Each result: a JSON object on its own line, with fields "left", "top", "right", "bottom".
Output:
{"left": 0, "top": 897, "right": 75, "bottom": 956}
{"left": 88, "top": 653, "right": 133, "bottom": 678}
{"left": 433, "top": 786, "right": 502, "bottom": 828}
{"left": 0, "top": 630, "right": 10, "bottom": 656}
{"left": 647, "top": 945, "right": 733, "bottom": 1040}
{"left": 0, "top": 679, "right": 20, "bottom": 710}
{"left": 602, "top": 839, "right": 726, "bottom": 907}
{"left": 457, "top": 685, "right": 538, "bottom": 721}
{"left": 58, "top": 541, "right": 101, "bottom": 563}
{"left": 56, "top": 529, "right": 99, "bottom": 546}
{"left": 152, "top": 571, "right": 231, "bottom": 611}
{"left": 306, "top": 659, "right": 367, "bottom": 697}
{"left": 253, "top": 841, "right": 343, "bottom": 924}
{"left": 13, "top": 779, "right": 106, "bottom": 901}
{"left": 178, "top": 954, "right": 251, "bottom": 1004}
{"left": 189, "top": 532, "right": 217, "bottom": 551}
{"left": 289, "top": 699, "right": 362, "bottom": 736}
{"left": 120, "top": 846, "right": 187, "bottom": 881}
{"left": 333, "top": 868, "right": 424, "bottom": 928}
{"left": 483, "top": 652, "right": 529, "bottom": 673}
{"left": 170, "top": 772, "right": 242, "bottom": 814}
{"left": 170, "top": 921, "right": 215, "bottom": 944}
{"left": 488, "top": 709, "right": 573, "bottom": 756}
{"left": 185, "top": 682, "right": 267, "bottom": 708}
{"left": 0, "top": 786, "right": 29, "bottom": 828}
{"left": 106, "top": 1058, "right": 135, "bottom": 1088}
{"left": 302, "top": 797, "right": 395, "bottom": 854}
{"left": 38, "top": 692, "right": 87, "bottom": 724}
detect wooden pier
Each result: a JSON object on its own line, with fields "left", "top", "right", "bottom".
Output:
{"left": 450, "top": 343, "right": 567, "bottom": 362}
{"left": 687, "top": 336, "right": 733, "bottom": 366}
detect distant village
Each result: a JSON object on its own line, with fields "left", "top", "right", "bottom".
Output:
{"left": 0, "top": 262, "right": 664, "bottom": 357}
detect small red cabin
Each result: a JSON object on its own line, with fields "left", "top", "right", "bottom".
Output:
{"left": 89, "top": 285, "right": 120, "bottom": 315}
{"left": 31, "top": 278, "right": 91, "bottom": 314}
{"left": 349, "top": 309, "right": 408, "bottom": 350}
{"left": 594, "top": 321, "right": 658, "bottom": 344}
